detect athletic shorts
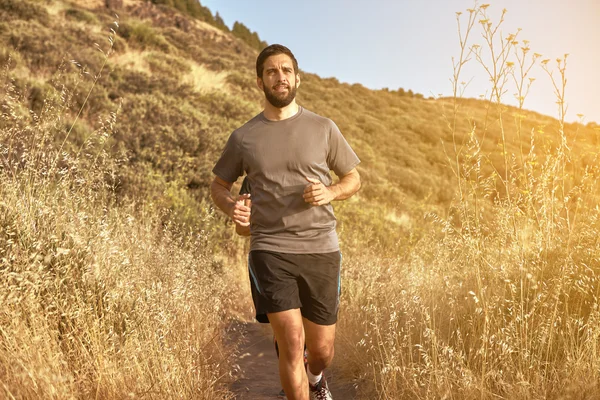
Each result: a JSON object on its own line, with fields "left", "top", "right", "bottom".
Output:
{"left": 247, "top": 250, "right": 342, "bottom": 326}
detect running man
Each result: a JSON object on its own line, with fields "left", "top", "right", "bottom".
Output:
{"left": 211, "top": 44, "right": 361, "bottom": 400}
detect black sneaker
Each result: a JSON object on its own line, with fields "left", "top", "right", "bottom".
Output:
{"left": 309, "top": 375, "right": 333, "bottom": 400}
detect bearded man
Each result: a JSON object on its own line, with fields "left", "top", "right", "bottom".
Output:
{"left": 211, "top": 44, "right": 361, "bottom": 400}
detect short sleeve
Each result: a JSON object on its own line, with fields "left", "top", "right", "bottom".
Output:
{"left": 326, "top": 121, "right": 360, "bottom": 177}
{"left": 212, "top": 131, "right": 244, "bottom": 183}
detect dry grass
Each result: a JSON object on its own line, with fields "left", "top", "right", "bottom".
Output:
{"left": 46, "top": 1, "right": 68, "bottom": 16}
{"left": 0, "top": 183, "right": 235, "bottom": 399}
{"left": 111, "top": 51, "right": 228, "bottom": 92}
{"left": 112, "top": 50, "right": 152, "bottom": 74}
{"left": 182, "top": 62, "right": 229, "bottom": 92}
{"left": 75, "top": 0, "right": 144, "bottom": 9}
{"left": 0, "top": 23, "right": 237, "bottom": 400}
{"left": 334, "top": 5, "right": 600, "bottom": 399}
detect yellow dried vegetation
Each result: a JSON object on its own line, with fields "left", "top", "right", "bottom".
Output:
{"left": 0, "top": 20, "right": 238, "bottom": 400}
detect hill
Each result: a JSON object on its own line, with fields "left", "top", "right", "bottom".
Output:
{"left": 2, "top": 0, "right": 598, "bottom": 231}
{"left": 2, "top": 1, "right": 600, "bottom": 398}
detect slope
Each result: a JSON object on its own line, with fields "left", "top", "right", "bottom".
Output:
{"left": 2, "top": 1, "right": 600, "bottom": 398}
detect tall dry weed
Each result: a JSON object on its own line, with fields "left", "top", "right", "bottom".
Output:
{"left": 0, "top": 19, "right": 235, "bottom": 399}
{"left": 335, "top": 5, "right": 600, "bottom": 399}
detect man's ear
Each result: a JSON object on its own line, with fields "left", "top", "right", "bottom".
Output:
{"left": 256, "top": 77, "right": 264, "bottom": 91}
{"left": 296, "top": 73, "right": 301, "bottom": 88}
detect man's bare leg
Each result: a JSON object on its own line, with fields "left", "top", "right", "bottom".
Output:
{"left": 303, "top": 318, "right": 336, "bottom": 378}
{"left": 268, "top": 309, "right": 308, "bottom": 400}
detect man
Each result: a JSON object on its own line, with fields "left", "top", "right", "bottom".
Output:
{"left": 211, "top": 44, "right": 361, "bottom": 400}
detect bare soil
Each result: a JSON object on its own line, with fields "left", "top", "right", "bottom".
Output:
{"left": 228, "top": 321, "right": 359, "bottom": 399}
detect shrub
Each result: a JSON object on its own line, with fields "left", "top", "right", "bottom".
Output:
{"left": 118, "top": 21, "right": 171, "bottom": 52}
{"left": 0, "top": 0, "right": 50, "bottom": 25}
{"left": 145, "top": 51, "right": 191, "bottom": 76}
{"left": 7, "top": 22, "right": 64, "bottom": 72}
{"left": 64, "top": 8, "right": 98, "bottom": 24}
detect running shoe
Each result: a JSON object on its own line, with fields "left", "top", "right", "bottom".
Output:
{"left": 309, "top": 375, "right": 333, "bottom": 400}
{"left": 304, "top": 346, "right": 308, "bottom": 366}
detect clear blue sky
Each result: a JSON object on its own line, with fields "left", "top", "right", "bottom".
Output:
{"left": 202, "top": 0, "right": 599, "bottom": 124}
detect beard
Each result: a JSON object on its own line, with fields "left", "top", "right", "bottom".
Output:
{"left": 263, "top": 83, "right": 297, "bottom": 108}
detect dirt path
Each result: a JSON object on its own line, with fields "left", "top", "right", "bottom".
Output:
{"left": 228, "top": 321, "right": 358, "bottom": 399}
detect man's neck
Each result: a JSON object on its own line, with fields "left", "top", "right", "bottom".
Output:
{"left": 263, "top": 101, "right": 299, "bottom": 121}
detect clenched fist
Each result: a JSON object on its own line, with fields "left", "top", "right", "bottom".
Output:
{"left": 230, "top": 193, "right": 251, "bottom": 226}
{"left": 303, "top": 177, "right": 335, "bottom": 206}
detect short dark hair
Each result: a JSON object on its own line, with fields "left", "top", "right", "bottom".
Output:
{"left": 256, "top": 44, "right": 299, "bottom": 78}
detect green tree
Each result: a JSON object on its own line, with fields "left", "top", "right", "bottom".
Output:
{"left": 232, "top": 21, "right": 267, "bottom": 51}
{"left": 149, "top": 0, "right": 215, "bottom": 25}
{"left": 214, "top": 11, "right": 229, "bottom": 32}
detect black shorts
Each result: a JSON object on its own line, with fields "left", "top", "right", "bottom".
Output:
{"left": 247, "top": 250, "right": 342, "bottom": 326}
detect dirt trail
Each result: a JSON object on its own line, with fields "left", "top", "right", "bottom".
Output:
{"left": 228, "top": 321, "right": 358, "bottom": 399}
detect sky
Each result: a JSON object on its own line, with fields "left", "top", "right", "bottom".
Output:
{"left": 201, "top": 0, "right": 600, "bottom": 124}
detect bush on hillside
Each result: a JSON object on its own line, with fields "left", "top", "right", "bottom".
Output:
{"left": 64, "top": 8, "right": 98, "bottom": 24}
{"left": 0, "top": 0, "right": 50, "bottom": 25}
{"left": 145, "top": 51, "right": 191, "bottom": 76}
{"left": 150, "top": 0, "right": 214, "bottom": 23}
{"left": 7, "top": 23, "right": 64, "bottom": 72}
{"left": 118, "top": 20, "right": 171, "bottom": 51}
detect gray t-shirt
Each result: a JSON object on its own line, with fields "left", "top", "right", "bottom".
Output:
{"left": 213, "top": 107, "right": 360, "bottom": 254}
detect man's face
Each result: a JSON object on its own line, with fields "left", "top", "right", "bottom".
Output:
{"left": 258, "top": 53, "right": 300, "bottom": 108}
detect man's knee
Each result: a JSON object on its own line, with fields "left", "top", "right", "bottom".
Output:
{"left": 307, "top": 342, "right": 334, "bottom": 364}
{"left": 277, "top": 330, "right": 305, "bottom": 359}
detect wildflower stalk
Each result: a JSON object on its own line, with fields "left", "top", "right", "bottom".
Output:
{"left": 51, "top": 18, "right": 119, "bottom": 176}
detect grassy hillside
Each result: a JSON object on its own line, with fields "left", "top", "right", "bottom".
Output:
{"left": 2, "top": 1, "right": 600, "bottom": 398}
{"left": 2, "top": 0, "right": 598, "bottom": 230}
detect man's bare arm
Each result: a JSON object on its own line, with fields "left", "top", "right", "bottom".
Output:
{"left": 210, "top": 176, "right": 251, "bottom": 226}
{"left": 303, "top": 168, "right": 361, "bottom": 206}
{"left": 235, "top": 223, "right": 251, "bottom": 236}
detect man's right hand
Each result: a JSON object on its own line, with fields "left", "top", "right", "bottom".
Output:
{"left": 231, "top": 193, "right": 251, "bottom": 227}
{"left": 235, "top": 194, "right": 252, "bottom": 236}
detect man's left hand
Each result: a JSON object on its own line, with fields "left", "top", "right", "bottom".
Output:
{"left": 303, "top": 177, "right": 335, "bottom": 206}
